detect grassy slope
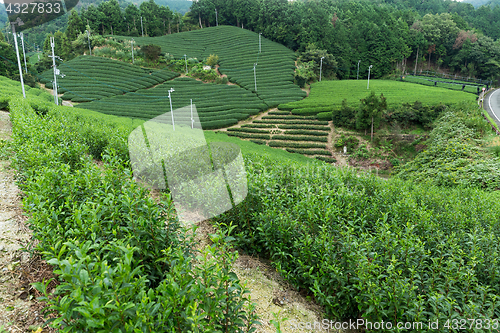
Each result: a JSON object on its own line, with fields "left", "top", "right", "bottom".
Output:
{"left": 0, "top": 76, "right": 318, "bottom": 166}
{"left": 280, "top": 79, "right": 478, "bottom": 110}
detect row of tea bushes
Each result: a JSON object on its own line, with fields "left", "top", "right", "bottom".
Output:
{"left": 41, "top": 56, "right": 179, "bottom": 102}
{"left": 229, "top": 113, "right": 335, "bottom": 161}
{"left": 78, "top": 77, "right": 267, "bottom": 129}
{"left": 215, "top": 157, "right": 500, "bottom": 328}
{"left": 115, "top": 26, "right": 306, "bottom": 107}
{"left": 7, "top": 94, "right": 259, "bottom": 332}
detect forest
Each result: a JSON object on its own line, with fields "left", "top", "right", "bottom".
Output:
{"left": 1, "top": 0, "right": 500, "bottom": 83}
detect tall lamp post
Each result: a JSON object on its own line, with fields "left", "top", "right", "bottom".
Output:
{"left": 85, "top": 30, "right": 92, "bottom": 55}
{"left": 131, "top": 38, "right": 134, "bottom": 64}
{"left": 319, "top": 56, "right": 325, "bottom": 82}
{"left": 19, "top": 32, "right": 27, "bottom": 74}
{"left": 11, "top": 24, "right": 25, "bottom": 98}
{"left": 367, "top": 65, "right": 373, "bottom": 89}
{"left": 184, "top": 54, "right": 188, "bottom": 74}
{"left": 357, "top": 60, "right": 361, "bottom": 80}
{"left": 168, "top": 88, "right": 175, "bottom": 131}
{"left": 253, "top": 63, "right": 257, "bottom": 92}
{"left": 141, "top": 17, "right": 144, "bottom": 37}
{"left": 259, "top": 33, "right": 262, "bottom": 53}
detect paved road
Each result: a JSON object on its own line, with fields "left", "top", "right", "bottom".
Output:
{"left": 484, "top": 88, "right": 500, "bottom": 129}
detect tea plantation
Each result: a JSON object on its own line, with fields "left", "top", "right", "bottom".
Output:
{"left": 39, "top": 56, "right": 179, "bottom": 102}
{"left": 78, "top": 77, "right": 268, "bottom": 129}
{"left": 3, "top": 77, "right": 500, "bottom": 330}
{"left": 279, "top": 79, "right": 478, "bottom": 116}
{"left": 226, "top": 110, "right": 337, "bottom": 163}
{"left": 114, "top": 26, "right": 307, "bottom": 107}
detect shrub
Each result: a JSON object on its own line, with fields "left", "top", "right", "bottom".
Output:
{"left": 206, "top": 54, "right": 219, "bottom": 67}
{"left": 333, "top": 134, "right": 359, "bottom": 152}
{"left": 316, "top": 111, "right": 333, "bottom": 121}
{"left": 268, "top": 141, "right": 327, "bottom": 149}
{"left": 8, "top": 96, "right": 259, "bottom": 332}
{"left": 141, "top": 44, "right": 162, "bottom": 62}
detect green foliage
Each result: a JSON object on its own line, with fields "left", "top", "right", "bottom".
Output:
{"left": 206, "top": 54, "right": 219, "bottom": 67}
{"left": 226, "top": 132, "right": 271, "bottom": 140}
{"left": 334, "top": 134, "right": 359, "bottom": 152}
{"left": 352, "top": 144, "right": 370, "bottom": 160}
{"left": 356, "top": 91, "right": 387, "bottom": 140}
{"left": 332, "top": 99, "right": 356, "bottom": 129}
{"left": 316, "top": 111, "right": 333, "bottom": 121}
{"left": 294, "top": 60, "right": 316, "bottom": 88}
{"left": 386, "top": 101, "right": 447, "bottom": 129}
{"left": 78, "top": 77, "right": 266, "bottom": 129}
{"left": 40, "top": 56, "right": 179, "bottom": 102}
{"left": 268, "top": 141, "right": 326, "bottom": 149}
{"left": 271, "top": 134, "right": 328, "bottom": 142}
{"left": 395, "top": 101, "right": 500, "bottom": 190}
{"left": 8, "top": 93, "right": 259, "bottom": 332}
{"left": 0, "top": 41, "right": 18, "bottom": 80}
{"left": 279, "top": 80, "right": 476, "bottom": 113}
{"left": 315, "top": 156, "right": 337, "bottom": 163}
{"left": 297, "top": 44, "right": 337, "bottom": 81}
{"left": 113, "top": 26, "right": 306, "bottom": 106}
{"left": 141, "top": 44, "right": 162, "bottom": 62}
{"left": 215, "top": 157, "right": 500, "bottom": 324}
{"left": 285, "top": 148, "right": 331, "bottom": 156}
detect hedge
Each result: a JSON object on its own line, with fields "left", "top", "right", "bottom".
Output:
{"left": 270, "top": 135, "right": 328, "bottom": 142}
{"left": 226, "top": 132, "right": 271, "bottom": 140}
{"left": 268, "top": 141, "right": 327, "bottom": 149}
{"left": 285, "top": 148, "right": 332, "bottom": 155}
{"left": 285, "top": 130, "right": 329, "bottom": 136}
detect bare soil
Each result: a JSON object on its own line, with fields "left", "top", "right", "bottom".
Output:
{"left": 0, "top": 111, "right": 56, "bottom": 333}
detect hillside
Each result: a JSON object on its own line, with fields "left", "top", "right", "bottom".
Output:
{"left": 113, "top": 26, "right": 306, "bottom": 106}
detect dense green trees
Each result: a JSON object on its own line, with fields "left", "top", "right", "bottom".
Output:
{"left": 0, "top": 40, "right": 17, "bottom": 79}
{"left": 185, "top": 0, "right": 500, "bottom": 82}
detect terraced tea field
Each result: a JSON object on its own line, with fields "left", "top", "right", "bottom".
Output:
{"left": 78, "top": 77, "right": 268, "bottom": 129}
{"left": 222, "top": 110, "right": 337, "bottom": 163}
{"left": 402, "top": 75, "right": 487, "bottom": 94}
{"left": 114, "top": 26, "right": 306, "bottom": 107}
{"left": 40, "top": 56, "right": 179, "bottom": 102}
{"left": 279, "top": 79, "right": 478, "bottom": 115}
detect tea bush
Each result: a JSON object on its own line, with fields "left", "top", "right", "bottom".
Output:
{"left": 8, "top": 96, "right": 259, "bottom": 332}
{"left": 215, "top": 157, "right": 500, "bottom": 328}
{"left": 333, "top": 134, "right": 359, "bottom": 152}
{"left": 396, "top": 102, "right": 500, "bottom": 190}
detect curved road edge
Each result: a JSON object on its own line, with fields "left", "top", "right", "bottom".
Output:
{"left": 483, "top": 88, "right": 500, "bottom": 130}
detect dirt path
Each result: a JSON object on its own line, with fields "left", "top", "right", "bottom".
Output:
{"left": 0, "top": 111, "right": 51, "bottom": 332}
{"left": 38, "top": 83, "right": 73, "bottom": 107}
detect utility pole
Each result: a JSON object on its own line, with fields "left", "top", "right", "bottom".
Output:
{"left": 19, "top": 32, "right": 27, "bottom": 74}
{"left": 414, "top": 46, "right": 419, "bottom": 75}
{"left": 50, "top": 37, "right": 58, "bottom": 105}
{"left": 367, "top": 65, "right": 373, "bottom": 89}
{"left": 184, "top": 54, "right": 188, "bottom": 74}
{"left": 141, "top": 17, "right": 144, "bottom": 37}
{"left": 357, "top": 60, "right": 361, "bottom": 80}
{"left": 259, "top": 33, "right": 262, "bottom": 53}
{"left": 168, "top": 88, "right": 175, "bottom": 131}
{"left": 11, "top": 24, "right": 25, "bottom": 99}
{"left": 253, "top": 63, "right": 257, "bottom": 92}
{"left": 319, "top": 56, "right": 325, "bottom": 82}
{"left": 215, "top": 8, "right": 218, "bottom": 26}
{"left": 191, "top": 99, "right": 194, "bottom": 129}
{"left": 86, "top": 30, "right": 92, "bottom": 55}
{"left": 131, "top": 38, "right": 134, "bottom": 64}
